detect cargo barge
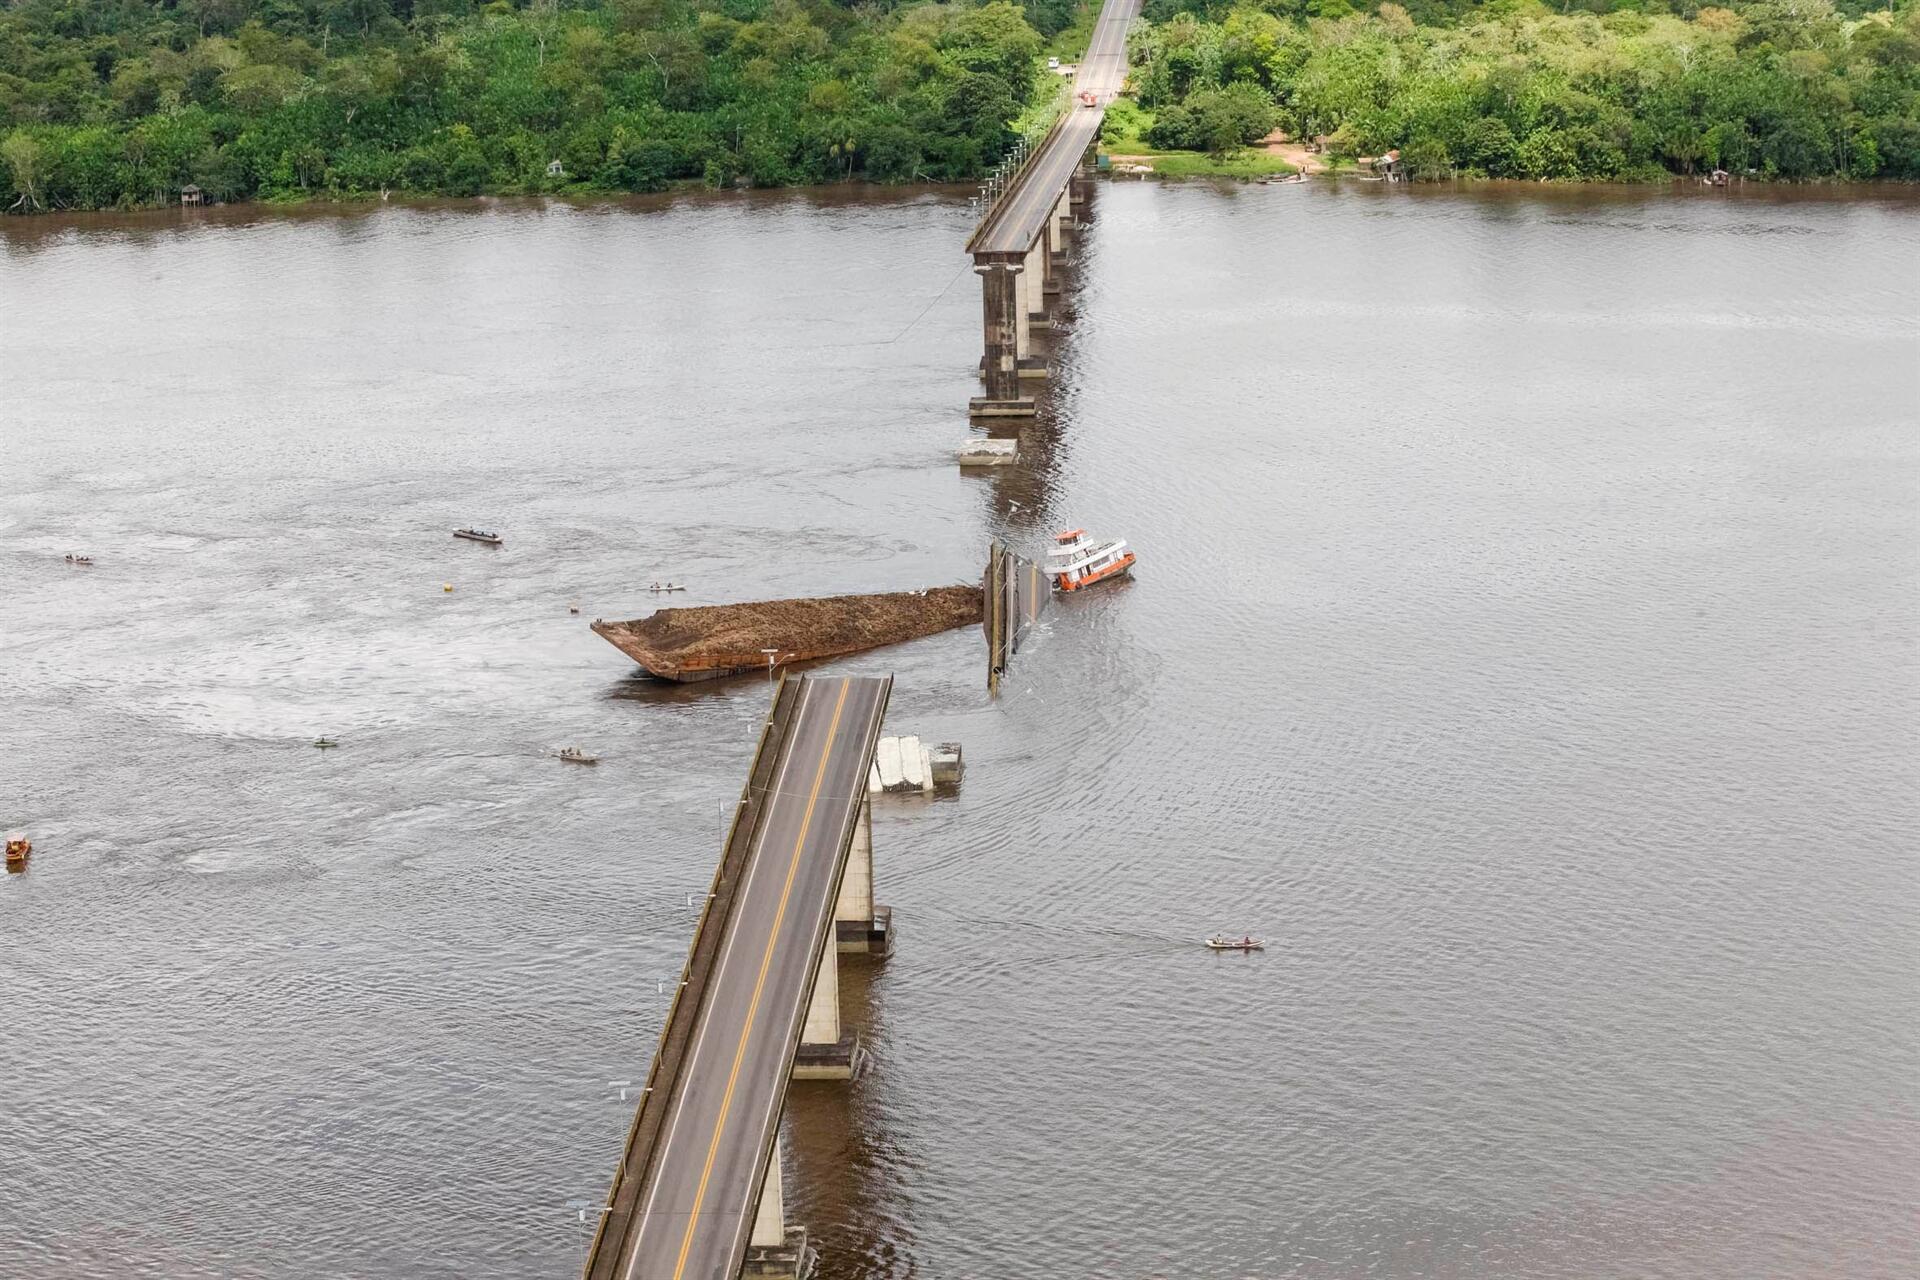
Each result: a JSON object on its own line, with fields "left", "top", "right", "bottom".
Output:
{"left": 591, "top": 586, "right": 983, "bottom": 683}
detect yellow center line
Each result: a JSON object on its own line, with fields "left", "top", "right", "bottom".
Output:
{"left": 670, "top": 677, "right": 851, "bottom": 1279}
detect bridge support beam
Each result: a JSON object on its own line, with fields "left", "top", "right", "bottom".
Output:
{"left": 1013, "top": 255, "right": 1034, "bottom": 363}
{"left": 835, "top": 796, "right": 891, "bottom": 955}
{"left": 742, "top": 1142, "right": 814, "bottom": 1278}
{"left": 1046, "top": 192, "right": 1069, "bottom": 290}
{"left": 1019, "top": 243, "right": 1050, "bottom": 373}
{"left": 794, "top": 931, "right": 862, "bottom": 1080}
{"left": 968, "top": 257, "right": 1034, "bottom": 417}
{"left": 751, "top": 1146, "right": 786, "bottom": 1247}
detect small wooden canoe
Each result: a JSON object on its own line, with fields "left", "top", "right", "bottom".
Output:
{"left": 557, "top": 748, "right": 599, "bottom": 765}
{"left": 453, "top": 528, "right": 502, "bottom": 545}
{"left": 1205, "top": 936, "right": 1264, "bottom": 951}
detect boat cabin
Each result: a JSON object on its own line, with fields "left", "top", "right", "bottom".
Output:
{"left": 1047, "top": 528, "right": 1136, "bottom": 592}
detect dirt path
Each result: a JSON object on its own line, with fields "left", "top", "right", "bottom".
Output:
{"left": 1259, "top": 130, "right": 1328, "bottom": 174}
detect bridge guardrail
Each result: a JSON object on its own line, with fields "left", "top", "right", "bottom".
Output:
{"left": 966, "top": 85, "right": 1075, "bottom": 255}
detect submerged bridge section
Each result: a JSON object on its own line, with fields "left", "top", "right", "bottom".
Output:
{"left": 585, "top": 675, "right": 892, "bottom": 1280}
{"left": 984, "top": 540, "right": 1051, "bottom": 693}
{"left": 967, "top": 0, "right": 1141, "bottom": 417}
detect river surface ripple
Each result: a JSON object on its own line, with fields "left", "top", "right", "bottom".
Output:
{"left": 2, "top": 182, "right": 1916, "bottom": 1279}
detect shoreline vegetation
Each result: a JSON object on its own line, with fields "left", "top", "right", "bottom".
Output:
{"left": 2, "top": 1, "right": 1914, "bottom": 216}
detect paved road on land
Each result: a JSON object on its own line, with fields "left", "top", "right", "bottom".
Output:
{"left": 617, "top": 675, "right": 890, "bottom": 1280}
{"left": 970, "top": 0, "right": 1142, "bottom": 256}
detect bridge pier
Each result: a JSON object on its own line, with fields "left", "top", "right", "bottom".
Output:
{"left": 743, "top": 1143, "right": 815, "bottom": 1278}
{"left": 1020, "top": 244, "right": 1051, "bottom": 369}
{"left": 1044, "top": 192, "right": 1068, "bottom": 296}
{"left": 794, "top": 921, "right": 862, "bottom": 1080}
{"left": 968, "top": 256, "right": 1034, "bottom": 417}
{"left": 1014, "top": 252, "right": 1036, "bottom": 367}
{"left": 797, "top": 793, "right": 887, "bottom": 1079}
{"left": 834, "top": 795, "right": 891, "bottom": 955}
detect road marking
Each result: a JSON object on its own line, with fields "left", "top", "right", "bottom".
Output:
{"left": 670, "top": 678, "right": 851, "bottom": 1279}
{"left": 623, "top": 679, "right": 815, "bottom": 1278}
{"left": 724, "top": 679, "right": 891, "bottom": 1202}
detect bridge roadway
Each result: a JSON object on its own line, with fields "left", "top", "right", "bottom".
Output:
{"left": 967, "top": 0, "right": 1141, "bottom": 257}
{"left": 586, "top": 674, "right": 891, "bottom": 1280}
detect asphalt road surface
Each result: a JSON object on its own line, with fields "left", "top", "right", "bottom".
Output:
{"left": 972, "top": 0, "right": 1142, "bottom": 256}
{"left": 617, "top": 675, "right": 890, "bottom": 1280}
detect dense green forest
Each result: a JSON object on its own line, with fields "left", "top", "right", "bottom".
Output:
{"left": 1, "top": 0, "right": 1914, "bottom": 211}
{"left": 1124, "top": 0, "right": 1920, "bottom": 180}
{"left": 0, "top": 0, "right": 1053, "bottom": 209}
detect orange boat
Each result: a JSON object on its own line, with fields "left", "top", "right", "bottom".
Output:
{"left": 1047, "top": 528, "right": 1135, "bottom": 592}
{"left": 5, "top": 834, "right": 30, "bottom": 871}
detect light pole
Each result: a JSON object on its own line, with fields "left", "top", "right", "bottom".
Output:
{"left": 760, "top": 648, "right": 780, "bottom": 685}
{"left": 564, "top": 1200, "right": 612, "bottom": 1270}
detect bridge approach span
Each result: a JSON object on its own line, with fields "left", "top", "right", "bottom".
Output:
{"left": 966, "top": 0, "right": 1141, "bottom": 416}
{"left": 585, "top": 674, "right": 892, "bottom": 1280}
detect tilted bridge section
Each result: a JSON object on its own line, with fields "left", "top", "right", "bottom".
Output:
{"left": 584, "top": 675, "right": 892, "bottom": 1280}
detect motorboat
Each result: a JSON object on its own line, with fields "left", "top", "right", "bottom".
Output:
{"left": 453, "top": 528, "right": 502, "bottom": 545}
{"left": 5, "top": 834, "right": 30, "bottom": 871}
{"left": 313, "top": 737, "right": 339, "bottom": 749}
{"left": 1047, "top": 528, "right": 1135, "bottom": 592}
{"left": 648, "top": 582, "right": 687, "bottom": 593}
{"left": 1205, "top": 935, "right": 1264, "bottom": 951}
{"left": 65, "top": 554, "right": 94, "bottom": 566}
{"left": 557, "top": 747, "right": 599, "bottom": 765}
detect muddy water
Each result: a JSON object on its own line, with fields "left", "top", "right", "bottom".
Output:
{"left": 3, "top": 182, "right": 1916, "bottom": 1279}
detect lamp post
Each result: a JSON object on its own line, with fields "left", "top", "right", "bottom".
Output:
{"left": 760, "top": 647, "right": 780, "bottom": 685}
{"left": 565, "top": 1200, "right": 613, "bottom": 1270}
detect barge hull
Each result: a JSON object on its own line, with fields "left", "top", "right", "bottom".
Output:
{"left": 592, "top": 586, "right": 984, "bottom": 683}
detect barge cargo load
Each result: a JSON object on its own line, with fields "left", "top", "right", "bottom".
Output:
{"left": 591, "top": 586, "right": 984, "bottom": 683}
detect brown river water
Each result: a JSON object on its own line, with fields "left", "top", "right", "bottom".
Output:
{"left": 2, "top": 181, "right": 1916, "bottom": 1279}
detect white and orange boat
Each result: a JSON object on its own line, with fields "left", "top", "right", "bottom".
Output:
{"left": 1047, "top": 528, "right": 1135, "bottom": 592}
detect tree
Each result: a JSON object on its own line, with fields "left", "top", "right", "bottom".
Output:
{"left": 1186, "top": 82, "right": 1279, "bottom": 156}
{"left": 3, "top": 132, "right": 46, "bottom": 210}
{"left": 1401, "top": 133, "right": 1451, "bottom": 180}
{"left": 861, "top": 123, "right": 923, "bottom": 182}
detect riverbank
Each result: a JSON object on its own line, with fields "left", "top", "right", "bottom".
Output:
{"left": 6, "top": 173, "right": 1911, "bottom": 247}
{"left": 1104, "top": 150, "right": 1297, "bottom": 180}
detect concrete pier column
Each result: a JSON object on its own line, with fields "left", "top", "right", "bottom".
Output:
{"left": 1025, "top": 243, "right": 1047, "bottom": 318}
{"left": 969, "top": 259, "right": 1033, "bottom": 416}
{"left": 835, "top": 796, "right": 891, "bottom": 954}
{"left": 750, "top": 1147, "right": 786, "bottom": 1248}
{"left": 1013, "top": 259, "right": 1032, "bottom": 360}
{"left": 1019, "top": 242, "right": 1049, "bottom": 378}
{"left": 836, "top": 796, "right": 872, "bottom": 924}
{"left": 794, "top": 941, "right": 861, "bottom": 1079}
{"left": 741, "top": 1142, "right": 812, "bottom": 1278}
{"left": 800, "top": 941, "right": 840, "bottom": 1046}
